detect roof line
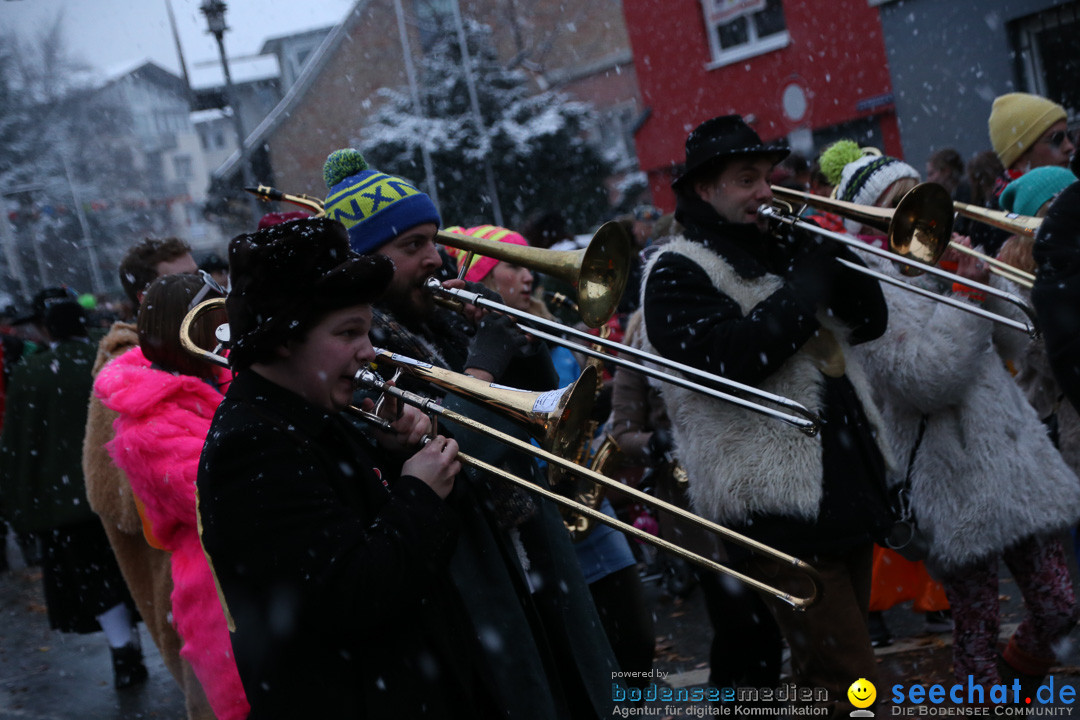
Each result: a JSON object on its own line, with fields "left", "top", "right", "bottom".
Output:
{"left": 214, "top": 0, "right": 370, "bottom": 179}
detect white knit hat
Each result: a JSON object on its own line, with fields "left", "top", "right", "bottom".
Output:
{"left": 829, "top": 149, "right": 921, "bottom": 233}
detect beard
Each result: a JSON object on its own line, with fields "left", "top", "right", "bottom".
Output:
{"left": 378, "top": 277, "right": 437, "bottom": 329}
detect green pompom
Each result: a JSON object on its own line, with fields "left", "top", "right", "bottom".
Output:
{"left": 818, "top": 140, "right": 864, "bottom": 187}
{"left": 323, "top": 149, "right": 369, "bottom": 189}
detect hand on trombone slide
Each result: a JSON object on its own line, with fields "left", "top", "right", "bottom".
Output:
{"left": 940, "top": 234, "right": 990, "bottom": 285}
{"left": 401, "top": 435, "right": 461, "bottom": 501}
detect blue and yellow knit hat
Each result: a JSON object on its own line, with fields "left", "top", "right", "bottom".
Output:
{"left": 322, "top": 148, "right": 441, "bottom": 254}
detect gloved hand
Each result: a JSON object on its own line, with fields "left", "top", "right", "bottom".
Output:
{"left": 645, "top": 427, "right": 674, "bottom": 464}
{"left": 463, "top": 281, "right": 503, "bottom": 304}
{"left": 465, "top": 312, "right": 529, "bottom": 379}
{"left": 784, "top": 231, "right": 842, "bottom": 309}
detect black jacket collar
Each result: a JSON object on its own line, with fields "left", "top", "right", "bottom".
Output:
{"left": 226, "top": 369, "right": 335, "bottom": 440}
{"left": 674, "top": 190, "right": 789, "bottom": 278}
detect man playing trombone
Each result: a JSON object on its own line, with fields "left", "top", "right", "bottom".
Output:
{"left": 197, "top": 213, "right": 625, "bottom": 718}
{"left": 638, "top": 115, "right": 895, "bottom": 717}
{"left": 318, "top": 149, "right": 619, "bottom": 717}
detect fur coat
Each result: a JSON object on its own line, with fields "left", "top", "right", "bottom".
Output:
{"left": 95, "top": 347, "right": 247, "bottom": 720}
{"left": 638, "top": 236, "right": 891, "bottom": 525}
{"left": 847, "top": 257, "right": 1080, "bottom": 575}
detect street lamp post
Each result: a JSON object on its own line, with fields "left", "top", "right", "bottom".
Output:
{"left": 200, "top": 0, "right": 260, "bottom": 225}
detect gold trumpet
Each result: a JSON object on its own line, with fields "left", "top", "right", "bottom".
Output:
{"left": 765, "top": 183, "right": 1039, "bottom": 336}
{"left": 245, "top": 184, "right": 632, "bottom": 328}
{"left": 179, "top": 299, "right": 823, "bottom": 609}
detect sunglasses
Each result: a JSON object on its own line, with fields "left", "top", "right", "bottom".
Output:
{"left": 188, "top": 269, "right": 227, "bottom": 311}
{"left": 1043, "top": 130, "right": 1074, "bottom": 150}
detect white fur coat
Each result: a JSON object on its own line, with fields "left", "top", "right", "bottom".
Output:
{"left": 638, "top": 237, "right": 892, "bottom": 524}
{"left": 847, "top": 256, "right": 1080, "bottom": 574}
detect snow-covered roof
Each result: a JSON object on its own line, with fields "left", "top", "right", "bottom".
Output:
{"left": 190, "top": 108, "right": 229, "bottom": 124}
{"left": 189, "top": 54, "right": 280, "bottom": 90}
{"left": 214, "top": 0, "right": 367, "bottom": 179}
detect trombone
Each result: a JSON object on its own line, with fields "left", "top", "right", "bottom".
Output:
{"left": 245, "top": 184, "right": 632, "bottom": 328}
{"left": 179, "top": 298, "right": 824, "bottom": 610}
{"left": 353, "top": 359, "right": 823, "bottom": 611}
{"left": 953, "top": 201, "right": 1042, "bottom": 239}
{"left": 766, "top": 183, "right": 1039, "bottom": 337}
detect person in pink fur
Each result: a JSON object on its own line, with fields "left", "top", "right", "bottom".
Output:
{"left": 95, "top": 273, "right": 249, "bottom": 720}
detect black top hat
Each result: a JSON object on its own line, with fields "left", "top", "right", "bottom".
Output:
{"left": 226, "top": 216, "right": 394, "bottom": 369}
{"left": 672, "top": 115, "right": 790, "bottom": 191}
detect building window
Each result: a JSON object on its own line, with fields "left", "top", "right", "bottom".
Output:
{"left": 1011, "top": 2, "right": 1080, "bottom": 121}
{"left": 702, "top": 0, "right": 790, "bottom": 69}
{"left": 173, "top": 155, "right": 194, "bottom": 180}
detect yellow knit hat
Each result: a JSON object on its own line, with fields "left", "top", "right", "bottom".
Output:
{"left": 988, "top": 93, "right": 1067, "bottom": 170}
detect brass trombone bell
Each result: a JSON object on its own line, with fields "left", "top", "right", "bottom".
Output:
{"left": 371, "top": 348, "right": 598, "bottom": 466}
{"left": 774, "top": 184, "right": 1036, "bottom": 288}
{"left": 435, "top": 223, "right": 631, "bottom": 328}
{"left": 772, "top": 183, "right": 955, "bottom": 276}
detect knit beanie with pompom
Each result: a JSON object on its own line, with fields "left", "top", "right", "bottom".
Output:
{"left": 322, "top": 149, "right": 440, "bottom": 254}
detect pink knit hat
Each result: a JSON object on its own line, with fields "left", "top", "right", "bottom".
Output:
{"left": 444, "top": 225, "right": 529, "bottom": 282}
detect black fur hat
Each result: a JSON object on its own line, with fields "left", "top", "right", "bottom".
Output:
{"left": 673, "top": 115, "right": 789, "bottom": 192}
{"left": 226, "top": 217, "right": 393, "bottom": 369}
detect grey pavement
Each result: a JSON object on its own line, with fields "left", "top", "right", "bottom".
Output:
{"left": 0, "top": 556, "right": 185, "bottom": 720}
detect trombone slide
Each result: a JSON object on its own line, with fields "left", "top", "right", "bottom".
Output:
{"left": 757, "top": 200, "right": 1039, "bottom": 338}
{"left": 354, "top": 368, "right": 823, "bottom": 610}
{"left": 425, "top": 278, "right": 823, "bottom": 434}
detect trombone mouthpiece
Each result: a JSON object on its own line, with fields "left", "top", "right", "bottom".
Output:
{"left": 244, "top": 185, "right": 282, "bottom": 202}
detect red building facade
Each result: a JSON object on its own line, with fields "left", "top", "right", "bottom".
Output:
{"left": 622, "top": 0, "right": 901, "bottom": 210}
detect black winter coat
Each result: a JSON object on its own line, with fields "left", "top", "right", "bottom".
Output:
{"left": 197, "top": 370, "right": 499, "bottom": 719}
{"left": 1033, "top": 181, "right": 1080, "bottom": 413}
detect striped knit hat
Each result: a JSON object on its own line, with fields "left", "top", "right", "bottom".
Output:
{"left": 444, "top": 225, "right": 529, "bottom": 282}
{"left": 322, "top": 148, "right": 440, "bottom": 254}
{"left": 820, "top": 140, "right": 921, "bottom": 233}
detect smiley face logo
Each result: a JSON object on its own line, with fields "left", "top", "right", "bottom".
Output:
{"left": 848, "top": 678, "right": 876, "bottom": 709}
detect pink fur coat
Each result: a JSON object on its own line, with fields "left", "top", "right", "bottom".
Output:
{"left": 95, "top": 347, "right": 248, "bottom": 720}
